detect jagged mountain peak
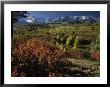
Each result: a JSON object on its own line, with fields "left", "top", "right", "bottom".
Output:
{"left": 15, "top": 16, "right": 98, "bottom": 25}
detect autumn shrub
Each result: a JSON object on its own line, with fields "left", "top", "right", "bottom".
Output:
{"left": 12, "top": 37, "right": 70, "bottom": 76}
{"left": 90, "top": 51, "right": 100, "bottom": 61}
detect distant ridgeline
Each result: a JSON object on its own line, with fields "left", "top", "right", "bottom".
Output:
{"left": 14, "top": 16, "right": 99, "bottom": 26}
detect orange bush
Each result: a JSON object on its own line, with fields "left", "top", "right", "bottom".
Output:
{"left": 12, "top": 37, "right": 66, "bottom": 76}
{"left": 90, "top": 52, "right": 100, "bottom": 60}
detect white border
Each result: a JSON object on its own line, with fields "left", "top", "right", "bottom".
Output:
{"left": 4, "top": 4, "right": 107, "bottom": 84}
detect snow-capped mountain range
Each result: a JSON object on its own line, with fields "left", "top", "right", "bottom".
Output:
{"left": 15, "top": 16, "right": 99, "bottom": 25}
